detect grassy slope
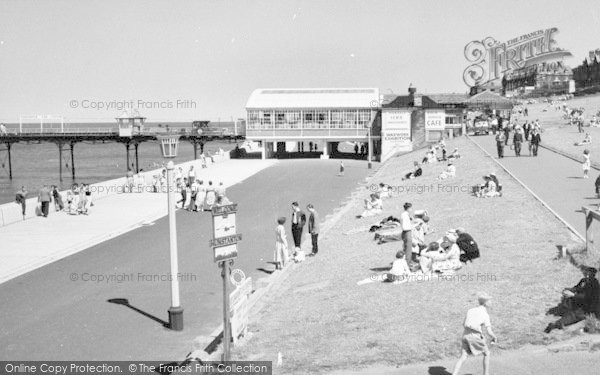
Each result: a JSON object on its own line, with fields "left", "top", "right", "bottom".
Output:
{"left": 233, "top": 137, "right": 581, "bottom": 374}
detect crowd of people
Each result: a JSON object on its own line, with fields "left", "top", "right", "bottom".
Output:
{"left": 273, "top": 201, "right": 320, "bottom": 269}
{"left": 490, "top": 116, "right": 543, "bottom": 158}
{"left": 14, "top": 182, "right": 93, "bottom": 219}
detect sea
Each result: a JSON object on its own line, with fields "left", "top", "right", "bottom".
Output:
{"left": 0, "top": 122, "right": 241, "bottom": 204}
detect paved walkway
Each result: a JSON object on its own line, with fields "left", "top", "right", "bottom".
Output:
{"left": 469, "top": 134, "right": 593, "bottom": 238}
{"left": 332, "top": 348, "right": 600, "bottom": 375}
{"left": 0, "top": 159, "right": 277, "bottom": 284}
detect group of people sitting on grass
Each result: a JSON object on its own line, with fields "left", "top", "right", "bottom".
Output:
{"left": 402, "top": 140, "right": 461, "bottom": 182}
{"left": 575, "top": 132, "right": 592, "bottom": 146}
{"left": 473, "top": 173, "right": 502, "bottom": 198}
{"left": 359, "top": 202, "right": 480, "bottom": 285}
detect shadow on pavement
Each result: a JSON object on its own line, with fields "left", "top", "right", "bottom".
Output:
{"left": 108, "top": 298, "right": 169, "bottom": 328}
{"left": 427, "top": 366, "right": 452, "bottom": 375}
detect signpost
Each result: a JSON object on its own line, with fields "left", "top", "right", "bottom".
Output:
{"left": 210, "top": 203, "right": 241, "bottom": 362}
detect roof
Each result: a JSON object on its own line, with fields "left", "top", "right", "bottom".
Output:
{"left": 426, "top": 93, "right": 470, "bottom": 104}
{"left": 466, "top": 91, "right": 514, "bottom": 109}
{"left": 245, "top": 88, "right": 380, "bottom": 109}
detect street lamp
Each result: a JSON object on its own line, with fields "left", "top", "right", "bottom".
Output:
{"left": 157, "top": 134, "right": 183, "bottom": 331}
{"left": 368, "top": 110, "right": 377, "bottom": 169}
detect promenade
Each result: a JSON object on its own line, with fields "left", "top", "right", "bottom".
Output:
{"left": 0, "top": 157, "right": 373, "bottom": 360}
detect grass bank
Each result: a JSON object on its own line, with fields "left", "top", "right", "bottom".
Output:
{"left": 233, "top": 137, "right": 582, "bottom": 374}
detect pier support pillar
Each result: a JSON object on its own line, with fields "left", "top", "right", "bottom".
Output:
{"left": 125, "top": 142, "right": 131, "bottom": 171}
{"left": 193, "top": 142, "right": 198, "bottom": 160}
{"left": 57, "top": 142, "right": 64, "bottom": 182}
{"left": 134, "top": 143, "right": 140, "bottom": 173}
{"left": 7, "top": 143, "right": 12, "bottom": 180}
{"left": 70, "top": 142, "right": 75, "bottom": 180}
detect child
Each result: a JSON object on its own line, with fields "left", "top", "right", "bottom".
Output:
{"left": 451, "top": 292, "right": 498, "bottom": 375}
{"left": 339, "top": 161, "right": 345, "bottom": 176}
{"left": 274, "top": 217, "right": 288, "bottom": 270}
{"left": 583, "top": 149, "right": 591, "bottom": 179}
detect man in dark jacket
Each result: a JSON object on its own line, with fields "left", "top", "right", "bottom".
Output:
{"left": 513, "top": 128, "right": 524, "bottom": 157}
{"left": 307, "top": 204, "right": 320, "bottom": 256}
{"left": 495, "top": 131, "right": 505, "bottom": 158}
{"left": 291, "top": 201, "right": 307, "bottom": 255}
{"left": 545, "top": 266, "right": 600, "bottom": 333}
{"left": 38, "top": 184, "right": 51, "bottom": 217}
{"left": 530, "top": 129, "right": 541, "bottom": 157}
{"left": 456, "top": 228, "right": 479, "bottom": 263}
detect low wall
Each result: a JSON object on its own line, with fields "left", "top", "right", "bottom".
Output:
{"left": 0, "top": 153, "right": 229, "bottom": 228}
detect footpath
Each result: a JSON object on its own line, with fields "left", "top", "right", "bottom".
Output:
{"left": 229, "top": 136, "right": 585, "bottom": 374}
{"left": 0, "top": 157, "right": 277, "bottom": 284}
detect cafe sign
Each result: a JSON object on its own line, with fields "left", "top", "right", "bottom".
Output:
{"left": 463, "top": 27, "right": 572, "bottom": 88}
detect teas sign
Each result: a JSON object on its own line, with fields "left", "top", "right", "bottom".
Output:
{"left": 425, "top": 110, "right": 445, "bottom": 131}
{"left": 382, "top": 110, "right": 411, "bottom": 145}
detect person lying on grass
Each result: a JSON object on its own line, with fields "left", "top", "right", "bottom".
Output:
{"left": 378, "top": 183, "right": 392, "bottom": 198}
{"left": 545, "top": 266, "right": 600, "bottom": 333}
{"left": 402, "top": 161, "right": 423, "bottom": 180}
{"left": 374, "top": 214, "right": 429, "bottom": 246}
{"left": 575, "top": 132, "right": 592, "bottom": 146}
{"left": 447, "top": 148, "right": 461, "bottom": 160}
{"left": 356, "top": 193, "right": 383, "bottom": 218}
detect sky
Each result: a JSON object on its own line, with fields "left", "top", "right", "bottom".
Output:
{"left": 1, "top": 0, "right": 599, "bottom": 123}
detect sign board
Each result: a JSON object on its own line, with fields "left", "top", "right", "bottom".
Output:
{"left": 212, "top": 203, "right": 238, "bottom": 216}
{"left": 211, "top": 213, "right": 238, "bottom": 240}
{"left": 382, "top": 110, "right": 411, "bottom": 144}
{"left": 214, "top": 243, "right": 238, "bottom": 263}
{"left": 229, "top": 277, "right": 252, "bottom": 343}
{"left": 425, "top": 110, "right": 446, "bottom": 131}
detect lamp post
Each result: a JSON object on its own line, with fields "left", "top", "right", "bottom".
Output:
{"left": 158, "top": 134, "right": 183, "bottom": 331}
{"left": 368, "top": 110, "right": 376, "bottom": 169}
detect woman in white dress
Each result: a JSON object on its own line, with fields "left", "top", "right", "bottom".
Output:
{"left": 274, "top": 217, "right": 288, "bottom": 269}
{"left": 195, "top": 180, "right": 207, "bottom": 211}
{"left": 204, "top": 181, "right": 217, "bottom": 211}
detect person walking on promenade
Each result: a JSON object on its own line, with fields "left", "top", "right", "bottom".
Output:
{"left": 451, "top": 292, "right": 498, "bottom": 375}
{"left": 307, "top": 204, "right": 320, "bottom": 256}
{"left": 495, "top": 131, "right": 505, "bottom": 158}
{"left": 15, "top": 186, "right": 27, "bottom": 220}
{"left": 530, "top": 129, "right": 541, "bottom": 157}
{"left": 38, "top": 184, "right": 51, "bottom": 218}
{"left": 274, "top": 217, "right": 288, "bottom": 270}
{"left": 513, "top": 127, "right": 524, "bottom": 157}
{"left": 196, "top": 180, "right": 207, "bottom": 210}
{"left": 523, "top": 121, "right": 531, "bottom": 141}
{"left": 51, "top": 185, "right": 64, "bottom": 212}
{"left": 188, "top": 179, "right": 198, "bottom": 211}
{"left": 583, "top": 149, "right": 591, "bottom": 179}
{"left": 126, "top": 169, "right": 134, "bottom": 193}
{"left": 490, "top": 116, "right": 498, "bottom": 135}
{"left": 204, "top": 181, "right": 217, "bottom": 211}
{"left": 216, "top": 182, "right": 226, "bottom": 198}
{"left": 400, "top": 202, "right": 415, "bottom": 269}
{"left": 177, "top": 177, "right": 186, "bottom": 208}
{"left": 503, "top": 120, "right": 510, "bottom": 146}
{"left": 291, "top": 202, "right": 307, "bottom": 260}
{"left": 339, "top": 161, "right": 345, "bottom": 176}
{"left": 188, "top": 165, "right": 196, "bottom": 185}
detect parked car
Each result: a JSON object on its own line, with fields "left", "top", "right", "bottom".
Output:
{"left": 473, "top": 118, "right": 490, "bottom": 135}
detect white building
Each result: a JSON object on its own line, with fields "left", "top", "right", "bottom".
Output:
{"left": 245, "top": 88, "right": 381, "bottom": 159}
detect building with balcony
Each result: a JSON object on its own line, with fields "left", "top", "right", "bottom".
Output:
{"left": 245, "top": 88, "right": 380, "bottom": 159}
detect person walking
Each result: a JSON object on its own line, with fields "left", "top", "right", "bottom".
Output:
{"left": 51, "top": 185, "right": 64, "bottom": 212}
{"left": 15, "top": 186, "right": 27, "bottom": 220}
{"left": 400, "top": 202, "right": 415, "bottom": 269}
{"left": 339, "top": 161, "right": 345, "bottom": 176}
{"left": 307, "top": 204, "right": 320, "bottom": 256}
{"left": 583, "top": 149, "right": 591, "bottom": 179}
{"left": 513, "top": 127, "right": 523, "bottom": 157}
{"left": 451, "top": 292, "right": 498, "bottom": 375}
{"left": 530, "top": 129, "right": 541, "bottom": 157}
{"left": 290, "top": 202, "right": 307, "bottom": 260}
{"left": 495, "top": 131, "right": 505, "bottom": 158}
{"left": 188, "top": 165, "right": 196, "bottom": 184}
{"left": 38, "top": 184, "right": 51, "bottom": 218}
{"left": 503, "top": 120, "right": 510, "bottom": 146}
{"left": 523, "top": 121, "right": 531, "bottom": 141}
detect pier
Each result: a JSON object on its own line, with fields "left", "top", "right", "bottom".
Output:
{"left": 0, "top": 122, "right": 244, "bottom": 181}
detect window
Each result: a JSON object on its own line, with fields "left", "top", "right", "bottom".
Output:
{"left": 357, "top": 110, "right": 371, "bottom": 127}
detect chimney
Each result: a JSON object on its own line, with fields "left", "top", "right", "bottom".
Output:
{"left": 408, "top": 84, "right": 416, "bottom": 106}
